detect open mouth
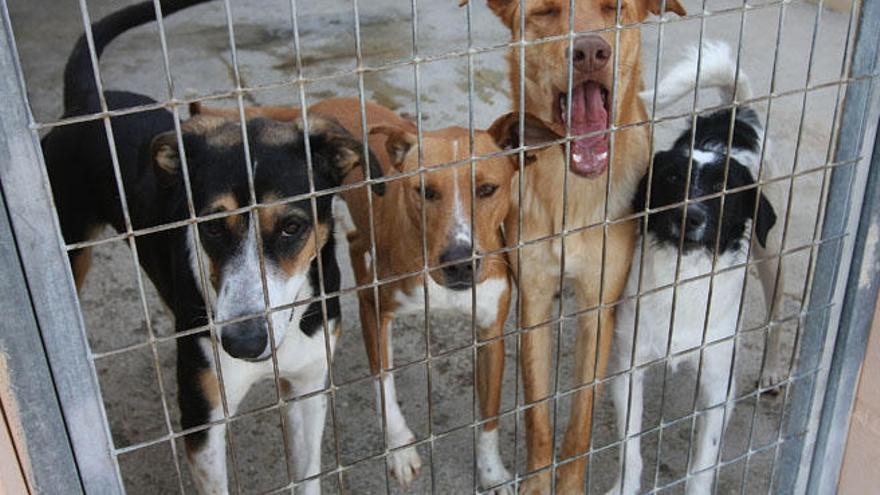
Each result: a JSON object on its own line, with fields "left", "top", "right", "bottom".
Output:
{"left": 555, "top": 81, "right": 611, "bottom": 178}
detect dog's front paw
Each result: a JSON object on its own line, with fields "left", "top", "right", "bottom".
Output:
{"left": 388, "top": 444, "right": 422, "bottom": 489}
{"left": 759, "top": 365, "right": 788, "bottom": 394}
{"left": 518, "top": 471, "right": 551, "bottom": 495}
{"left": 479, "top": 465, "right": 514, "bottom": 495}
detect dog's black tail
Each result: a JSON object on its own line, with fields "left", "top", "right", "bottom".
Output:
{"left": 63, "top": 0, "right": 213, "bottom": 113}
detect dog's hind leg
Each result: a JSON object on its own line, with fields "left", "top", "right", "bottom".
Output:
{"left": 687, "top": 340, "right": 735, "bottom": 495}
{"left": 476, "top": 281, "right": 513, "bottom": 494}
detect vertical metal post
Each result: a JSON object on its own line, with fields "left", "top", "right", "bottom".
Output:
{"left": 0, "top": 178, "right": 81, "bottom": 493}
{"left": 806, "top": 110, "right": 880, "bottom": 494}
{"left": 0, "top": 6, "right": 123, "bottom": 494}
{"left": 775, "top": 0, "right": 880, "bottom": 492}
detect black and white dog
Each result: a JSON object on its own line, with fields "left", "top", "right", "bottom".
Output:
{"left": 42, "top": 2, "right": 382, "bottom": 493}
{"left": 607, "top": 42, "right": 777, "bottom": 495}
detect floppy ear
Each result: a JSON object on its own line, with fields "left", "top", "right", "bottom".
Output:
{"left": 640, "top": 0, "right": 687, "bottom": 17}
{"left": 751, "top": 192, "right": 777, "bottom": 248}
{"left": 302, "top": 117, "right": 386, "bottom": 196}
{"left": 369, "top": 124, "right": 417, "bottom": 172}
{"left": 461, "top": 0, "right": 518, "bottom": 25}
{"left": 487, "top": 112, "right": 563, "bottom": 166}
{"left": 151, "top": 130, "right": 184, "bottom": 186}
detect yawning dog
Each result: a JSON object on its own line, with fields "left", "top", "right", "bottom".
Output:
{"left": 607, "top": 42, "right": 777, "bottom": 495}
{"left": 193, "top": 97, "right": 561, "bottom": 493}
{"left": 42, "top": 2, "right": 382, "bottom": 493}
{"left": 465, "top": 0, "right": 687, "bottom": 491}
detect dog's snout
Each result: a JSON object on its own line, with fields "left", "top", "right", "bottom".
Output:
{"left": 683, "top": 205, "right": 708, "bottom": 239}
{"left": 220, "top": 316, "right": 269, "bottom": 360}
{"left": 439, "top": 244, "right": 480, "bottom": 290}
{"left": 572, "top": 35, "right": 611, "bottom": 74}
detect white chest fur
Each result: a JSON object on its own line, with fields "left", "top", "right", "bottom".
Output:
{"left": 615, "top": 238, "right": 747, "bottom": 368}
{"left": 393, "top": 276, "right": 507, "bottom": 329}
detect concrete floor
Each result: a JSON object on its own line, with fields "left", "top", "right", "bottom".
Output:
{"left": 7, "top": 0, "right": 856, "bottom": 493}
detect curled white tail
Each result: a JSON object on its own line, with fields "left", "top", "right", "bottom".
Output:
{"left": 640, "top": 41, "right": 752, "bottom": 110}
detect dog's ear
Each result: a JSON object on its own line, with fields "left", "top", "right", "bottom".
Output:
{"left": 640, "top": 0, "right": 687, "bottom": 17}
{"left": 300, "top": 117, "right": 386, "bottom": 196}
{"left": 461, "top": 0, "right": 518, "bottom": 25}
{"left": 369, "top": 125, "right": 417, "bottom": 172}
{"left": 488, "top": 112, "right": 563, "bottom": 166}
{"left": 751, "top": 192, "right": 777, "bottom": 248}
{"left": 729, "top": 164, "right": 776, "bottom": 247}
{"left": 151, "top": 131, "right": 185, "bottom": 186}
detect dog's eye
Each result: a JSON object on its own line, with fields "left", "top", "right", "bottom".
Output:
{"left": 531, "top": 6, "right": 561, "bottom": 17}
{"left": 713, "top": 182, "right": 725, "bottom": 192}
{"left": 477, "top": 184, "right": 499, "bottom": 198}
{"left": 281, "top": 220, "right": 307, "bottom": 238}
{"left": 418, "top": 186, "right": 439, "bottom": 201}
{"left": 665, "top": 173, "right": 680, "bottom": 183}
{"left": 200, "top": 220, "right": 225, "bottom": 239}
{"left": 602, "top": 3, "right": 619, "bottom": 13}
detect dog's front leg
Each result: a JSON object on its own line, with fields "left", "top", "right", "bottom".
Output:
{"left": 754, "top": 242, "right": 788, "bottom": 390}
{"left": 516, "top": 256, "right": 560, "bottom": 495}
{"left": 558, "top": 226, "right": 632, "bottom": 494}
{"left": 607, "top": 367, "right": 645, "bottom": 495}
{"left": 182, "top": 356, "right": 249, "bottom": 495}
{"left": 476, "top": 280, "right": 514, "bottom": 494}
{"left": 359, "top": 292, "right": 422, "bottom": 489}
{"left": 375, "top": 318, "right": 422, "bottom": 489}
{"left": 284, "top": 361, "right": 330, "bottom": 495}
{"left": 687, "top": 340, "right": 735, "bottom": 495}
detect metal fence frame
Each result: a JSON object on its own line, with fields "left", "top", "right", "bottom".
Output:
{"left": 2, "top": 0, "right": 880, "bottom": 493}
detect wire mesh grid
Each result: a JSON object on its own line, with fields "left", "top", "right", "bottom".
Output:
{"left": 1, "top": 0, "right": 874, "bottom": 492}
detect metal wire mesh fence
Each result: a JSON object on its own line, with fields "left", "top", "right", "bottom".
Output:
{"left": 0, "top": 0, "right": 878, "bottom": 493}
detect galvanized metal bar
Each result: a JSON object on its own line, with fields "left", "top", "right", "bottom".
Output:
{"left": 806, "top": 105, "right": 880, "bottom": 495}
{"left": 0, "top": 175, "right": 81, "bottom": 493}
{"left": 775, "top": 0, "right": 880, "bottom": 492}
{"left": 0, "top": 4, "right": 122, "bottom": 494}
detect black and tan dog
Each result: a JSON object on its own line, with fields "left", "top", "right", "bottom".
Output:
{"left": 42, "top": 1, "right": 382, "bottom": 493}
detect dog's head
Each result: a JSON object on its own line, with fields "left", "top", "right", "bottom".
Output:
{"left": 151, "top": 115, "right": 382, "bottom": 360}
{"left": 634, "top": 149, "right": 776, "bottom": 254}
{"left": 467, "top": 0, "right": 685, "bottom": 178}
{"left": 370, "top": 112, "right": 559, "bottom": 290}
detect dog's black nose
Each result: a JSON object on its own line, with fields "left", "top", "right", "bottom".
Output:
{"left": 439, "top": 244, "right": 480, "bottom": 290}
{"left": 683, "top": 205, "right": 708, "bottom": 239}
{"left": 220, "top": 316, "right": 269, "bottom": 360}
{"left": 572, "top": 35, "right": 611, "bottom": 73}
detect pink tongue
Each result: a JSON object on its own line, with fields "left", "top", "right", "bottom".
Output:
{"left": 568, "top": 83, "right": 609, "bottom": 177}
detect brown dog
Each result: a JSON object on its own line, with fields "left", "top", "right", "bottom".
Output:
{"left": 462, "top": 0, "right": 686, "bottom": 492}
{"left": 194, "top": 98, "right": 560, "bottom": 493}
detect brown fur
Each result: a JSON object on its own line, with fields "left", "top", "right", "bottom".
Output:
{"left": 195, "top": 97, "right": 559, "bottom": 488}
{"left": 470, "top": 0, "right": 686, "bottom": 492}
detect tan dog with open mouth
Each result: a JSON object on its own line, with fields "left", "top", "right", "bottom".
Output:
{"left": 193, "top": 97, "right": 561, "bottom": 493}
{"left": 461, "top": 0, "right": 686, "bottom": 492}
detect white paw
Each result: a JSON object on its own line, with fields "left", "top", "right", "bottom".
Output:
{"left": 480, "top": 466, "right": 514, "bottom": 495}
{"left": 478, "top": 429, "right": 513, "bottom": 494}
{"left": 388, "top": 444, "right": 422, "bottom": 489}
{"left": 605, "top": 479, "right": 638, "bottom": 495}
{"left": 759, "top": 365, "right": 787, "bottom": 393}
